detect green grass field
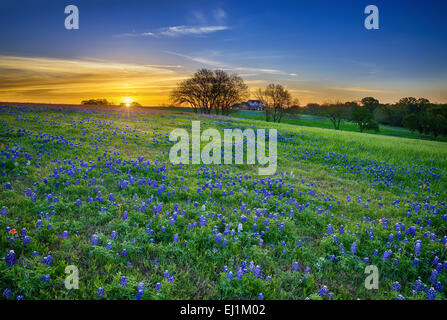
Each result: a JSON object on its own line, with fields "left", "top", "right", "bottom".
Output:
{"left": 231, "top": 110, "right": 447, "bottom": 142}
{"left": 1, "top": 104, "right": 446, "bottom": 300}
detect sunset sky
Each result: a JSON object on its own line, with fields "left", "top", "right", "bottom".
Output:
{"left": 0, "top": 0, "right": 446, "bottom": 106}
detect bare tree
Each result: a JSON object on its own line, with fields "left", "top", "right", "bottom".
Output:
{"left": 256, "top": 84, "right": 293, "bottom": 123}
{"left": 170, "top": 68, "right": 248, "bottom": 115}
{"left": 212, "top": 70, "right": 248, "bottom": 115}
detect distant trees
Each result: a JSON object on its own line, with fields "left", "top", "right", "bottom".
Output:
{"left": 120, "top": 101, "right": 141, "bottom": 107}
{"left": 295, "top": 96, "right": 446, "bottom": 139}
{"left": 376, "top": 103, "right": 406, "bottom": 126}
{"left": 321, "top": 101, "right": 349, "bottom": 130}
{"left": 426, "top": 107, "right": 447, "bottom": 138}
{"left": 170, "top": 68, "right": 248, "bottom": 115}
{"left": 256, "top": 84, "right": 296, "bottom": 123}
{"left": 361, "top": 97, "right": 380, "bottom": 112}
{"left": 350, "top": 106, "right": 379, "bottom": 133}
{"left": 398, "top": 97, "right": 447, "bottom": 139}
{"left": 304, "top": 103, "right": 321, "bottom": 115}
{"left": 81, "top": 98, "right": 112, "bottom": 105}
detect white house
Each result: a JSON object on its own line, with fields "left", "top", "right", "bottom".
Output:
{"left": 246, "top": 100, "right": 264, "bottom": 110}
{"left": 233, "top": 100, "right": 264, "bottom": 111}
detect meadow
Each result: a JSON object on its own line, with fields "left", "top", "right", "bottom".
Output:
{"left": 1, "top": 104, "right": 446, "bottom": 300}
{"left": 232, "top": 110, "right": 447, "bottom": 142}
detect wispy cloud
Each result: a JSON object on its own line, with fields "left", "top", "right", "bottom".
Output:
{"left": 331, "top": 87, "right": 391, "bottom": 93}
{"left": 115, "top": 25, "right": 229, "bottom": 38}
{"left": 159, "top": 25, "right": 228, "bottom": 37}
{"left": 163, "top": 50, "right": 295, "bottom": 76}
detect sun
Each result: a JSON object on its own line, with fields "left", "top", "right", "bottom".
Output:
{"left": 122, "top": 97, "right": 133, "bottom": 107}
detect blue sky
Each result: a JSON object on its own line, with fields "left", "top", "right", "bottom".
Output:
{"left": 0, "top": 0, "right": 446, "bottom": 105}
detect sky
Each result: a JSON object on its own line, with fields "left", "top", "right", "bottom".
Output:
{"left": 0, "top": 0, "right": 446, "bottom": 106}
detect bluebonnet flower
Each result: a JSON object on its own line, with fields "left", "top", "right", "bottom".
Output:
{"left": 382, "top": 250, "right": 392, "bottom": 261}
{"left": 413, "top": 279, "right": 422, "bottom": 294}
{"left": 3, "top": 289, "right": 12, "bottom": 298}
{"left": 97, "top": 287, "right": 105, "bottom": 297}
{"left": 136, "top": 289, "right": 144, "bottom": 300}
{"left": 6, "top": 250, "right": 16, "bottom": 267}
{"left": 155, "top": 283, "right": 161, "bottom": 291}
{"left": 41, "top": 274, "right": 50, "bottom": 282}
{"left": 258, "top": 293, "right": 264, "bottom": 300}
{"left": 91, "top": 234, "right": 98, "bottom": 246}
{"left": 292, "top": 262, "right": 299, "bottom": 271}
{"left": 120, "top": 276, "right": 128, "bottom": 287}
{"left": 426, "top": 287, "right": 436, "bottom": 300}
{"left": 429, "top": 270, "right": 438, "bottom": 284}
{"left": 414, "top": 240, "right": 421, "bottom": 255}
{"left": 23, "top": 236, "right": 31, "bottom": 245}
{"left": 388, "top": 234, "right": 394, "bottom": 242}
{"left": 318, "top": 286, "right": 328, "bottom": 297}
{"left": 62, "top": 230, "right": 68, "bottom": 239}
{"left": 253, "top": 265, "right": 261, "bottom": 278}
{"left": 406, "top": 226, "right": 416, "bottom": 237}
{"left": 350, "top": 242, "right": 357, "bottom": 254}
{"left": 392, "top": 281, "right": 400, "bottom": 291}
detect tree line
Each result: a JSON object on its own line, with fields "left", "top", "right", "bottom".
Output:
{"left": 301, "top": 97, "right": 447, "bottom": 138}
{"left": 171, "top": 68, "right": 446, "bottom": 139}
{"left": 81, "top": 99, "right": 142, "bottom": 107}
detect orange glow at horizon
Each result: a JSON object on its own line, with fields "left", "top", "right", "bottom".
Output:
{"left": 1, "top": 55, "right": 446, "bottom": 106}
{"left": 0, "top": 55, "right": 190, "bottom": 107}
{"left": 122, "top": 97, "right": 133, "bottom": 107}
